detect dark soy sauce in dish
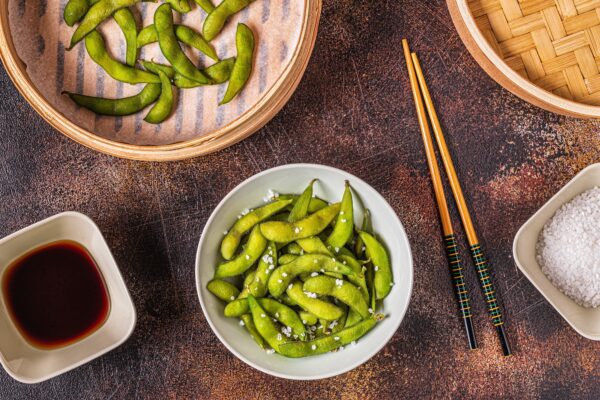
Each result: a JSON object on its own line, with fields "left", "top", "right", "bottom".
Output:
{"left": 2, "top": 241, "right": 110, "bottom": 349}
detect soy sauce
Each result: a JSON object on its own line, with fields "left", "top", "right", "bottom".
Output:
{"left": 2, "top": 241, "right": 110, "bottom": 349}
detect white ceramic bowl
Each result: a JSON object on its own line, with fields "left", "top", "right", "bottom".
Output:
{"left": 0, "top": 212, "right": 136, "bottom": 383}
{"left": 513, "top": 164, "right": 600, "bottom": 340}
{"left": 195, "top": 164, "right": 413, "bottom": 379}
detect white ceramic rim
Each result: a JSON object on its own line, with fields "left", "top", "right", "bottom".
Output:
{"left": 512, "top": 163, "right": 600, "bottom": 340}
{"left": 0, "top": 211, "right": 137, "bottom": 383}
{"left": 456, "top": 0, "right": 600, "bottom": 117}
{"left": 195, "top": 163, "right": 414, "bottom": 380}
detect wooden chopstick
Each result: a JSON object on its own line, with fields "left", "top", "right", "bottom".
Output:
{"left": 409, "top": 49, "right": 512, "bottom": 357}
{"left": 402, "top": 39, "right": 477, "bottom": 350}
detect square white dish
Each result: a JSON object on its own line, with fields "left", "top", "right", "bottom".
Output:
{"left": 0, "top": 212, "right": 136, "bottom": 383}
{"left": 513, "top": 163, "right": 600, "bottom": 340}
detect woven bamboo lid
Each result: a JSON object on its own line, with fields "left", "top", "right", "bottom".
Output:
{"left": 448, "top": 0, "right": 600, "bottom": 117}
{"left": 470, "top": 0, "right": 600, "bottom": 105}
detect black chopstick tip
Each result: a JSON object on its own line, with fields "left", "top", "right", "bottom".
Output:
{"left": 463, "top": 317, "right": 477, "bottom": 350}
{"left": 496, "top": 325, "right": 512, "bottom": 357}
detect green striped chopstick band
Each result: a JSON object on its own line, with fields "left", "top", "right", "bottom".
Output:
{"left": 469, "top": 243, "right": 503, "bottom": 326}
{"left": 444, "top": 234, "right": 472, "bottom": 319}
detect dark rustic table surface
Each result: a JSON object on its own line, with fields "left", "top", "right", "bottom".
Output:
{"left": 1, "top": 0, "right": 600, "bottom": 399}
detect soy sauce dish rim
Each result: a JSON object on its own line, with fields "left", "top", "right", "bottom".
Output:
{"left": 0, "top": 211, "right": 136, "bottom": 384}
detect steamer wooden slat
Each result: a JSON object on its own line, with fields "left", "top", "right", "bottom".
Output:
{"left": 459, "top": 0, "right": 600, "bottom": 107}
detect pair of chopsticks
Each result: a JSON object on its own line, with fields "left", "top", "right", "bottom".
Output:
{"left": 402, "top": 39, "right": 511, "bottom": 356}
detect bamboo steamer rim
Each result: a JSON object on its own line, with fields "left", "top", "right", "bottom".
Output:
{"left": 0, "top": 0, "right": 322, "bottom": 161}
{"left": 447, "top": 0, "right": 600, "bottom": 119}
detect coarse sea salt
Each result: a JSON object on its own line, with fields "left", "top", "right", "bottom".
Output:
{"left": 536, "top": 187, "right": 600, "bottom": 308}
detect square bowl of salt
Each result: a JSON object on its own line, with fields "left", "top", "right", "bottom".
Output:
{"left": 513, "top": 163, "right": 600, "bottom": 340}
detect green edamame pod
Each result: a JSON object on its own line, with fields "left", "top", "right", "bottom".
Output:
{"left": 137, "top": 24, "right": 218, "bottom": 61}
{"left": 284, "top": 243, "right": 303, "bottom": 255}
{"left": 141, "top": 60, "right": 176, "bottom": 79}
{"left": 337, "top": 254, "right": 368, "bottom": 301}
{"left": 203, "top": 0, "right": 254, "bottom": 41}
{"left": 288, "top": 179, "right": 316, "bottom": 222}
{"left": 268, "top": 254, "right": 354, "bottom": 297}
{"left": 296, "top": 237, "right": 332, "bottom": 256}
{"left": 173, "top": 58, "right": 235, "bottom": 88}
{"left": 165, "top": 0, "right": 191, "bottom": 13}
{"left": 299, "top": 310, "right": 317, "bottom": 326}
{"left": 85, "top": 30, "right": 160, "bottom": 84}
{"left": 240, "top": 314, "right": 266, "bottom": 349}
{"left": 248, "top": 242, "right": 276, "bottom": 297}
{"left": 221, "top": 198, "right": 293, "bottom": 260}
{"left": 64, "top": 83, "right": 161, "bottom": 115}
{"left": 355, "top": 208, "right": 371, "bottom": 258}
{"left": 113, "top": 8, "right": 138, "bottom": 66}
{"left": 215, "top": 225, "right": 267, "bottom": 278}
{"left": 224, "top": 298, "right": 306, "bottom": 338}
{"left": 220, "top": 23, "right": 255, "bottom": 105}
{"left": 144, "top": 70, "right": 174, "bottom": 124}
{"left": 70, "top": 0, "right": 141, "bottom": 48}
{"left": 280, "top": 293, "right": 297, "bottom": 307}
{"left": 303, "top": 275, "right": 370, "bottom": 319}
{"left": 345, "top": 309, "right": 362, "bottom": 328}
{"left": 194, "top": 0, "right": 215, "bottom": 13}
{"left": 207, "top": 279, "right": 240, "bottom": 302}
{"left": 259, "top": 203, "right": 341, "bottom": 243}
{"left": 154, "top": 4, "right": 211, "bottom": 84}
{"left": 278, "top": 254, "right": 298, "bottom": 265}
{"left": 278, "top": 316, "right": 381, "bottom": 358}
{"left": 358, "top": 231, "right": 393, "bottom": 300}
{"left": 278, "top": 195, "right": 328, "bottom": 213}
{"left": 248, "top": 295, "right": 287, "bottom": 352}
{"left": 237, "top": 270, "right": 256, "bottom": 299}
{"left": 332, "top": 307, "right": 348, "bottom": 333}
{"left": 64, "top": 0, "right": 90, "bottom": 26}
{"left": 286, "top": 281, "right": 343, "bottom": 321}
{"left": 326, "top": 181, "right": 354, "bottom": 248}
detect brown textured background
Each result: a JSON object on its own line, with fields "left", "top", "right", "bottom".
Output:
{"left": 1, "top": 0, "right": 600, "bottom": 398}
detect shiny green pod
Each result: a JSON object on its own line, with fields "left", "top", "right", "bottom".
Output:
{"left": 278, "top": 317, "right": 380, "bottom": 358}
{"left": 247, "top": 295, "right": 287, "bottom": 352}
{"left": 220, "top": 23, "right": 255, "bottom": 105}
{"left": 144, "top": 70, "right": 174, "bottom": 124}
{"left": 358, "top": 231, "right": 393, "bottom": 300}
{"left": 202, "top": 0, "right": 254, "bottom": 41}
{"left": 221, "top": 198, "right": 293, "bottom": 260}
{"left": 288, "top": 180, "right": 316, "bottom": 222}
{"left": 64, "top": 0, "right": 90, "bottom": 26}
{"left": 113, "top": 8, "right": 138, "bottom": 66}
{"left": 154, "top": 4, "right": 211, "bottom": 84}
{"left": 137, "top": 24, "right": 218, "bottom": 61}
{"left": 85, "top": 30, "right": 160, "bottom": 84}
{"left": 248, "top": 241, "right": 276, "bottom": 297}
{"left": 259, "top": 203, "right": 341, "bottom": 243}
{"left": 224, "top": 298, "right": 306, "bottom": 338}
{"left": 70, "top": 0, "right": 141, "bottom": 48}
{"left": 268, "top": 254, "right": 354, "bottom": 298}
{"left": 64, "top": 83, "right": 161, "bottom": 115}
{"left": 141, "top": 61, "right": 176, "bottom": 79}
{"left": 240, "top": 314, "right": 266, "bottom": 349}
{"left": 303, "top": 275, "right": 370, "bottom": 319}
{"left": 194, "top": 0, "right": 215, "bottom": 13}
{"left": 285, "top": 281, "right": 343, "bottom": 321}
{"left": 165, "top": 0, "right": 191, "bottom": 13}
{"left": 326, "top": 181, "right": 353, "bottom": 248}
{"left": 174, "top": 58, "right": 235, "bottom": 88}
{"left": 215, "top": 225, "right": 267, "bottom": 278}
{"left": 207, "top": 279, "right": 240, "bottom": 302}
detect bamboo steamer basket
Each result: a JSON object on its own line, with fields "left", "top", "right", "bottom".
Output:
{"left": 447, "top": 0, "right": 600, "bottom": 118}
{"left": 0, "top": 0, "right": 321, "bottom": 161}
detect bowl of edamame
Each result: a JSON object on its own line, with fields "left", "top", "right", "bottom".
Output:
{"left": 195, "top": 164, "right": 413, "bottom": 379}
